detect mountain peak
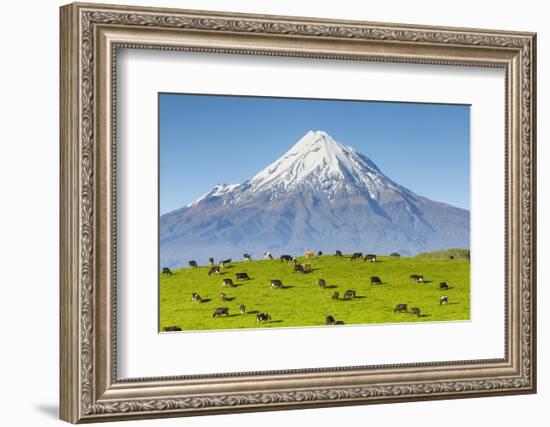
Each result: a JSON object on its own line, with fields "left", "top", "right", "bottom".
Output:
{"left": 247, "top": 130, "right": 391, "bottom": 200}
{"left": 288, "top": 130, "right": 343, "bottom": 154}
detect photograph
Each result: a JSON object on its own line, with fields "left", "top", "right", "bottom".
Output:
{"left": 159, "top": 94, "right": 471, "bottom": 331}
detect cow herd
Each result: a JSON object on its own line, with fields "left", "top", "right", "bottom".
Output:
{"left": 161, "top": 249, "right": 456, "bottom": 331}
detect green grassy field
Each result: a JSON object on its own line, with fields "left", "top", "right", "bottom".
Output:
{"left": 159, "top": 255, "right": 470, "bottom": 331}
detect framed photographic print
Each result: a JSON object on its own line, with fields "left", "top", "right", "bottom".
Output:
{"left": 60, "top": 2, "right": 537, "bottom": 423}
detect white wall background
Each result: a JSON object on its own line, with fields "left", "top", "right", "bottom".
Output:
{"left": 0, "top": 0, "right": 545, "bottom": 426}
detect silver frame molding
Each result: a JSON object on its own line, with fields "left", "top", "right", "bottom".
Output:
{"left": 60, "top": 2, "right": 536, "bottom": 423}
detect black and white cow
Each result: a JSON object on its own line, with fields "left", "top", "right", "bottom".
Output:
{"left": 318, "top": 278, "right": 327, "bottom": 289}
{"left": 219, "top": 259, "right": 231, "bottom": 268}
{"left": 439, "top": 282, "right": 449, "bottom": 290}
{"left": 294, "top": 263, "right": 305, "bottom": 273}
{"left": 162, "top": 267, "right": 173, "bottom": 275}
{"left": 236, "top": 272, "right": 250, "bottom": 280}
{"left": 191, "top": 293, "right": 202, "bottom": 303}
{"left": 411, "top": 307, "right": 421, "bottom": 317}
{"left": 394, "top": 303, "right": 408, "bottom": 313}
{"left": 364, "top": 254, "right": 377, "bottom": 262}
{"left": 256, "top": 312, "right": 271, "bottom": 322}
{"left": 243, "top": 253, "right": 252, "bottom": 262}
{"left": 280, "top": 254, "right": 293, "bottom": 263}
{"left": 188, "top": 260, "right": 198, "bottom": 268}
{"left": 440, "top": 296, "right": 449, "bottom": 305}
{"left": 271, "top": 279, "right": 283, "bottom": 289}
{"left": 332, "top": 292, "right": 339, "bottom": 300}
{"left": 410, "top": 274, "right": 424, "bottom": 283}
{"left": 350, "top": 252, "right": 363, "bottom": 261}
{"left": 222, "top": 278, "right": 234, "bottom": 287}
{"left": 264, "top": 252, "right": 273, "bottom": 260}
{"left": 239, "top": 304, "right": 246, "bottom": 315}
{"left": 208, "top": 257, "right": 215, "bottom": 266}
{"left": 343, "top": 290, "right": 356, "bottom": 300}
{"left": 208, "top": 266, "right": 220, "bottom": 276}
{"left": 370, "top": 276, "right": 382, "bottom": 285}
{"left": 334, "top": 250, "right": 343, "bottom": 257}
{"left": 212, "top": 307, "right": 229, "bottom": 317}
{"left": 325, "top": 315, "right": 336, "bottom": 325}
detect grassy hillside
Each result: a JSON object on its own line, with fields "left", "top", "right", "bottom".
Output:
{"left": 160, "top": 255, "right": 470, "bottom": 331}
{"left": 416, "top": 248, "right": 470, "bottom": 259}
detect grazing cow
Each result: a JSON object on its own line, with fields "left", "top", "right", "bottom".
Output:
{"left": 162, "top": 267, "right": 173, "bottom": 275}
{"left": 318, "top": 279, "right": 327, "bottom": 289}
{"left": 239, "top": 304, "right": 246, "bottom": 315}
{"left": 256, "top": 312, "right": 271, "bottom": 322}
{"left": 335, "top": 250, "right": 343, "bottom": 257}
{"left": 208, "top": 257, "right": 214, "bottom": 266}
{"left": 264, "top": 252, "right": 273, "bottom": 260}
{"left": 350, "top": 252, "right": 363, "bottom": 261}
{"left": 411, "top": 307, "right": 421, "bottom": 317}
{"left": 440, "top": 296, "right": 449, "bottom": 305}
{"left": 343, "top": 290, "right": 356, "bottom": 300}
{"left": 305, "top": 251, "right": 315, "bottom": 258}
{"left": 332, "top": 292, "right": 339, "bottom": 300}
{"left": 410, "top": 274, "right": 424, "bottom": 283}
{"left": 208, "top": 266, "right": 220, "bottom": 276}
{"left": 394, "top": 303, "right": 408, "bottom": 313}
{"left": 212, "top": 307, "right": 229, "bottom": 317}
{"left": 280, "top": 254, "right": 293, "bottom": 263}
{"left": 390, "top": 252, "right": 400, "bottom": 257}
{"left": 243, "top": 253, "right": 252, "bottom": 262}
{"left": 317, "top": 251, "right": 323, "bottom": 256}
{"left": 370, "top": 276, "right": 382, "bottom": 285}
{"left": 303, "top": 263, "right": 312, "bottom": 272}
{"left": 271, "top": 279, "right": 283, "bottom": 289}
{"left": 439, "top": 282, "right": 449, "bottom": 290}
{"left": 191, "top": 293, "right": 202, "bottom": 303}
{"left": 163, "top": 326, "right": 182, "bottom": 332}
{"left": 294, "top": 263, "right": 305, "bottom": 273}
{"left": 188, "top": 260, "right": 198, "bottom": 268}
{"left": 325, "top": 315, "right": 336, "bottom": 325}
{"left": 219, "top": 259, "right": 231, "bottom": 268}
{"left": 222, "top": 278, "right": 234, "bottom": 287}
{"left": 235, "top": 272, "right": 250, "bottom": 280}
{"left": 334, "top": 320, "right": 345, "bottom": 325}
{"left": 219, "top": 292, "right": 227, "bottom": 302}
{"left": 364, "top": 254, "right": 377, "bottom": 262}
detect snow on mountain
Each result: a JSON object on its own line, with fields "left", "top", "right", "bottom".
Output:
{"left": 160, "top": 130, "right": 469, "bottom": 268}
{"left": 186, "top": 183, "right": 240, "bottom": 207}
{"left": 248, "top": 130, "right": 399, "bottom": 201}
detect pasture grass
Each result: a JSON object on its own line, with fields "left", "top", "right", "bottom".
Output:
{"left": 159, "top": 255, "right": 470, "bottom": 332}
{"left": 416, "top": 248, "right": 470, "bottom": 259}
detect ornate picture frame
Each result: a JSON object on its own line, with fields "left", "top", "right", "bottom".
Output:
{"left": 60, "top": 2, "right": 536, "bottom": 423}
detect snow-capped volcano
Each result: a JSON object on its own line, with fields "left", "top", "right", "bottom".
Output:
{"left": 161, "top": 131, "right": 469, "bottom": 267}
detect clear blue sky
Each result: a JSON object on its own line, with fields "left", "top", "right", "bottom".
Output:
{"left": 159, "top": 93, "right": 470, "bottom": 214}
